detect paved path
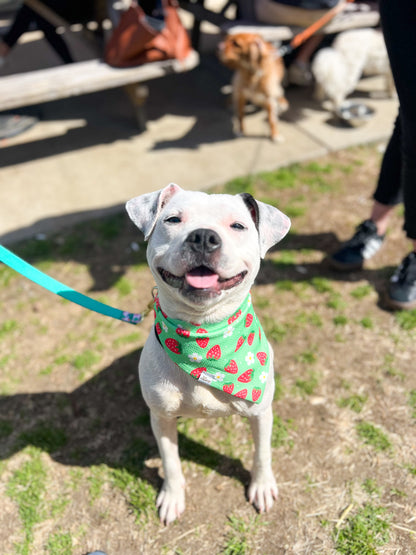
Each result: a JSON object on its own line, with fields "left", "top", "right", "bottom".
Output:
{"left": 0, "top": 26, "right": 398, "bottom": 244}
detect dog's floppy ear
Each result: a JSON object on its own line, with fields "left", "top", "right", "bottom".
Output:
{"left": 240, "top": 193, "right": 291, "bottom": 258}
{"left": 249, "top": 36, "right": 268, "bottom": 65}
{"left": 126, "top": 183, "right": 183, "bottom": 240}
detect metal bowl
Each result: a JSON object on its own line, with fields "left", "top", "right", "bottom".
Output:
{"left": 336, "top": 101, "right": 375, "bottom": 127}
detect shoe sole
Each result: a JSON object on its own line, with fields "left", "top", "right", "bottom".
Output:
{"left": 384, "top": 295, "right": 416, "bottom": 311}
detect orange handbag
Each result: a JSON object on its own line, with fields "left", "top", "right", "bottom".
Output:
{"left": 104, "top": 0, "right": 192, "bottom": 67}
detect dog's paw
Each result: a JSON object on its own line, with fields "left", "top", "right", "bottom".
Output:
{"left": 156, "top": 483, "right": 185, "bottom": 525}
{"left": 271, "top": 134, "right": 285, "bottom": 144}
{"left": 248, "top": 474, "right": 278, "bottom": 513}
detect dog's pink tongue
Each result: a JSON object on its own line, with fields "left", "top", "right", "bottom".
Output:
{"left": 186, "top": 268, "right": 219, "bottom": 289}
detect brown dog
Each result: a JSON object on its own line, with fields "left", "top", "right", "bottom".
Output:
{"left": 218, "top": 32, "right": 288, "bottom": 141}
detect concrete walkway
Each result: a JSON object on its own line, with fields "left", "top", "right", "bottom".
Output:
{"left": 0, "top": 24, "right": 398, "bottom": 244}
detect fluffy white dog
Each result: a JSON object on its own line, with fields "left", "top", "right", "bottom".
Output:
{"left": 312, "top": 28, "right": 395, "bottom": 110}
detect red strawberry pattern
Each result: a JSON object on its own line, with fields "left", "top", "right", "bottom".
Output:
{"left": 252, "top": 388, "right": 261, "bottom": 402}
{"left": 191, "top": 367, "right": 206, "bottom": 378}
{"left": 196, "top": 328, "right": 209, "bottom": 348}
{"left": 228, "top": 309, "right": 241, "bottom": 325}
{"left": 207, "top": 345, "right": 221, "bottom": 360}
{"left": 154, "top": 293, "right": 269, "bottom": 404}
{"left": 165, "top": 338, "right": 181, "bottom": 354}
{"left": 224, "top": 360, "right": 238, "bottom": 374}
{"left": 238, "top": 369, "right": 253, "bottom": 383}
{"left": 235, "top": 336, "right": 245, "bottom": 352}
{"left": 176, "top": 326, "right": 190, "bottom": 338}
{"left": 256, "top": 352, "right": 267, "bottom": 366}
{"left": 223, "top": 383, "right": 234, "bottom": 395}
{"left": 235, "top": 389, "right": 248, "bottom": 399}
{"left": 245, "top": 313, "right": 253, "bottom": 327}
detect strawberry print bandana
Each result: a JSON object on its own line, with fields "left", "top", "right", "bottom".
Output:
{"left": 154, "top": 293, "right": 270, "bottom": 403}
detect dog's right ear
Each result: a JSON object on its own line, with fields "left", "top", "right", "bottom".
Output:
{"left": 126, "top": 183, "right": 183, "bottom": 240}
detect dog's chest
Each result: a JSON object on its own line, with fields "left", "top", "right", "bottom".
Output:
{"left": 234, "top": 70, "right": 277, "bottom": 106}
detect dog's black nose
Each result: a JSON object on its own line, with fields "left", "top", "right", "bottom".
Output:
{"left": 185, "top": 228, "right": 221, "bottom": 253}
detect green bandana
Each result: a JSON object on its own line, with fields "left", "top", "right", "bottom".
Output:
{"left": 154, "top": 293, "right": 270, "bottom": 404}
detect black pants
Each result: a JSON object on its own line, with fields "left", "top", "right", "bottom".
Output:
{"left": 3, "top": 5, "right": 73, "bottom": 64}
{"left": 374, "top": 0, "right": 416, "bottom": 240}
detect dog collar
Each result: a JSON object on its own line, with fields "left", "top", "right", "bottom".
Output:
{"left": 154, "top": 293, "right": 270, "bottom": 403}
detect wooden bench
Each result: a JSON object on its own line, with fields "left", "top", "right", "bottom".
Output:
{"left": 179, "top": 0, "right": 380, "bottom": 49}
{"left": 0, "top": 0, "right": 199, "bottom": 129}
{"left": 0, "top": 51, "right": 199, "bottom": 130}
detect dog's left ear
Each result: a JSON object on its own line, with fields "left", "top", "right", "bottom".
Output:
{"left": 240, "top": 193, "right": 291, "bottom": 258}
{"left": 126, "top": 183, "right": 183, "bottom": 240}
{"left": 249, "top": 36, "right": 267, "bottom": 65}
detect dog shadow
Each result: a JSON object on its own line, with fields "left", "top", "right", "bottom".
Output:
{"left": 4, "top": 213, "right": 148, "bottom": 293}
{"left": 0, "top": 349, "right": 250, "bottom": 492}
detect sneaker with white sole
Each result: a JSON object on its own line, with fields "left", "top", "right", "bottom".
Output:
{"left": 387, "top": 252, "right": 416, "bottom": 310}
{"left": 329, "top": 219, "right": 385, "bottom": 271}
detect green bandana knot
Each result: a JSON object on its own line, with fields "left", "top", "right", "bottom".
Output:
{"left": 154, "top": 293, "right": 270, "bottom": 404}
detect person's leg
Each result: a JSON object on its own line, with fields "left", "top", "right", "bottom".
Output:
{"left": 328, "top": 117, "right": 401, "bottom": 271}
{"left": 1, "top": 5, "right": 73, "bottom": 64}
{"left": 31, "top": 11, "right": 73, "bottom": 63}
{"left": 379, "top": 0, "right": 416, "bottom": 244}
{"left": 379, "top": 0, "right": 416, "bottom": 307}
{"left": 1, "top": 5, "right": 34, "bottom": 53}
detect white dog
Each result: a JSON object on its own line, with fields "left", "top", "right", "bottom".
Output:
{"left": 126, "top": 184, "right": 290, "bottom": 524}
{"left": 312, "top": 28, "right": 395, "bottom": 110}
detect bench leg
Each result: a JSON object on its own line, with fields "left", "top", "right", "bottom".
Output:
{"left": 124, "top": 84, "right": 149, "bottom": 131}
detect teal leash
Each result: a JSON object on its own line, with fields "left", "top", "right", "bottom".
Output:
{"left": 0, "top": 244, "right": 151, "bottom": 325}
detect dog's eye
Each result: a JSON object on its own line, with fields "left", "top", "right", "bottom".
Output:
{"left": 230, "top": 222, "right": 246, "bottom": 231}
{"left": 165, "top": 216, "right": 181, "bottom": 224}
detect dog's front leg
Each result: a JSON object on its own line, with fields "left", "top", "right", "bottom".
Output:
{"left": 247, "top": 406, "right": 278, "bottom": 513}
{"left": 232, "top": 89, "right": 246, "bottom": 137}
{"left": 151, "top": 412, "right": 185, "bottom": 525}
{"left": 266, "top": 98, "right": 280, "bottom": 142}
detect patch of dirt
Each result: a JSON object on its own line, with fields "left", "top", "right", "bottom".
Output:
{"left": 1, "top": 144, "right": 415, "bottom": 554}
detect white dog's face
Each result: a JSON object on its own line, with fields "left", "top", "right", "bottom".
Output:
{"left": 126, "top": 184, "right": 290, "bottom": 318}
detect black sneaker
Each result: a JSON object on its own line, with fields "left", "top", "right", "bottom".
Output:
{"left": 387, "top": 252, "right": 416, "bottom": 310}
{"left": 329, "top": 220, "right": 385, "bottom": 271}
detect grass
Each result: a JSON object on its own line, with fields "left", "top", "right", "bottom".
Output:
{"left": 334, "top": 504, "right": 391, "bottom": 554}
{"left": 337, "top": 394, "right": 368, "bottom": 413}
{"left": 45, "top": 530, "right": 73, "bottom": 555}
{"left": 6, "top": 447, "right": 47, "bottom": 555}
{"left": 0, "top": 419, "right": 13, "bottom": 439}
{"left": 362, "top": 478, "right": 382, "bottom": 497}
{"left": 350, "top": 285, "right": 374, "bottom": 299}
{"left": 0, "top": 319, "right": 18, "bottom": 340}
{"left": 271, "top": 415, "right": 293, "bottom": 449}
{"left": 115, "top": 276, "right": 133, "bottom": 296}
{"left": 356, "top": 422, "right": 392, "bottom": 452}
{"left": 18, "top": 425, "right": 67, "bottom": 453}
{"left": 394, "top": 309, "right": 416, "bottom": 330}
{"left": 409, "top": 390, "right": 416, "bottom": 418}
{"left": 262, "top": 316, "right": 288, "bottom": 343}
{"left": 1, "top": 145, "right": 415, "bottom": 553}
{"left": 110, "top": 468, "right": 156, "bottom": 524}
{"left": 72, "top": 349, "right": 101, "bottom": 374}
{"left": 221, "top": 515, "right": 260, "bottom": 555}
{"left": 295, "top": 371, "right": 320, "bottom": 396}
